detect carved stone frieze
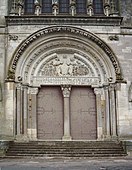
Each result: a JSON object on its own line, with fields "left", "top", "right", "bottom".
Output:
{"left": 38, "top": 54, "right": 90, "bottom": 77}
{"left": 9, "top": 26, "right": 122, "bottom": 81}
{"left": 33, "top": 76, "right": 100, "bottom": 86}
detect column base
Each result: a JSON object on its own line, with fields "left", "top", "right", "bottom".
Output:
{"left": 27, "top": 128, "right": 37, "bottom": 140}
{"left": 111, "top": 135, "right": 118, "bottom": 141}
{"left": 103, "top": 135, "right": 112, "bottom": 141}
{"left": 15, "top": 134, "right": 29, "bottom": 142}
{"left": 62, "top": 135, "right": 72, "bottom": 141}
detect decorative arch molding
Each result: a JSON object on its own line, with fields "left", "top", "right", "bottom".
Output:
{"left": 7, "top": 26, "right": 122, "bottom": 84}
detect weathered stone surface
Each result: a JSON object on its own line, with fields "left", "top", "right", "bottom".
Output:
{"left": 0, "top": 0, "right": 132, "bottom": 142}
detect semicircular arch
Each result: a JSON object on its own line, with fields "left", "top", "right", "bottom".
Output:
{"left": 7, "top": 26, "right": 123, "bottom": 86}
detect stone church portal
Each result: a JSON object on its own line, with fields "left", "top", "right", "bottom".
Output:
{"left": 6, "top": 26, "right": 122, "bottom": 141}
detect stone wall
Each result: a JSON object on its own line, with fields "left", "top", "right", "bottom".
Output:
{"left": 0, "top": 0, "right": 132, "bottom": 140}
{"left": 120, "top": 0, "right": 132, "bottom": 26}
{"left": 0, "top": 0, "right": 7, "bottom": 138}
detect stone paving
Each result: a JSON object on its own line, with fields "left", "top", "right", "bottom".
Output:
{"left": 0, "top": 156, "right": 132, "bottom": 170}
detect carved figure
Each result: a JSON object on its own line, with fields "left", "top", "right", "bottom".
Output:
{"left": 38, "top": 54, "right": 90, "bottom": 77}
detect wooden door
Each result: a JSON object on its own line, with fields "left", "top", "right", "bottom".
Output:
{"left": 70, "top": 86, "right": 97, "bottom": 140}
{"left": 37, "top": 86, "right": 63, "bottom": 140}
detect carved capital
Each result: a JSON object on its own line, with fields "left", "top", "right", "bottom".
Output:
{"left": 94, "top": 88, "right": 102, "bottom": 95}
{"left": 16, "top": 83, "right": 22, "bottom": 90}
{"left": 28, "top": 87, "right": 38, "bottom": 95}
{"left": 109, "top": 84, "right": 116, "bottom": 91}
{"left": 61, "top": 85, "right": 71, "bottom": 98}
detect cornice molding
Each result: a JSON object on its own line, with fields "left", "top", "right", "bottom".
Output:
{"left": 5, "top": 16, "right": 123, "bottom": 26}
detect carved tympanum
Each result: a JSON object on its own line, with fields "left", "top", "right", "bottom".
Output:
{"left": 38, "top": 54, "right": 90, "bottom": 77}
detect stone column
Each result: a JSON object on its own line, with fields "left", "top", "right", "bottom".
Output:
{"left": 94, "top": 88, "right": 103, "bottom": 140}
{"left": 27, "top": 87, "right": 38, "bottom": 140}
{"left": 16, "top": 83, "right": 23, "bottom": 136}
{"left": 104, "top": 86, "right": 111, "bottom": 139}
{"left": 109, "top": 84, "right": 117, "bottom": 139}
{"left": 5, "top": 81, "right": 15, "bottom": 137}
{"left": 23, "top": 85, "right": 28, "bottom": 137}
{"left": 61, "top": 85, "right": 72, "bottom": 141}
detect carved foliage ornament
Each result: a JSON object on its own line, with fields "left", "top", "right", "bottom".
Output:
{"left": 9, "top": 26, "right": 122, "bottom": 80}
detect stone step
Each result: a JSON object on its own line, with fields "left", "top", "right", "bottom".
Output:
{"left": 8, "top": 148, "right": 124, "bottom": 151}
{"left": 9, "top": 146, "right": 123, "bottom": 149}
{"left": 6, "top": 141, "right": 127, "bottom": 158}
{"left": 9, "top": 142, "right": 123, "bottom": 148}
{"left": 7, "top": 149, "right": 125, "bottom": 153}
{"left": 9, "top": 141, "right": 120, "bottom": 145}
{"left": 6, "top": 153, "right": 126, "bottom": 158}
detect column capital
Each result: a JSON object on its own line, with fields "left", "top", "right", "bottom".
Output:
{"left": 28, "top": 87, "right": 39, "bottom": 95}
{"left": 16, "top": 83, "right": 22, "bottom": 90}
{"left": 61, "top": 85, "right": 71, "bottom": 98}
{"left": 94, "top": 87, "right": 102, "bottom": 95}
{"left": 109, "top": 83, "right": 116, "bottom": 91}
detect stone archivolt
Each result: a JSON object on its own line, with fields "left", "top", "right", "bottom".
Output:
{"left": 8, "top": 26, "right": 122, "bottom": 86}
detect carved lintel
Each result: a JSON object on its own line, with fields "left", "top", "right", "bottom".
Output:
{"left": 61, "top": 85, "right": 71, "bottom": 98}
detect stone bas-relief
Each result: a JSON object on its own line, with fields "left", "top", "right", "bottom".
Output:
{"left": 32, "top": 53, "right": 100, "bottom": 86}
{"left": 38, "top": 54, "right": 90, "bottom": 77}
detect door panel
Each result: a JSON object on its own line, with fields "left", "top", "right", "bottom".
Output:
{"left": 37, "top": 86, "right": 63, "bottom": 140}
{"left": 70, "top": 87, "right": 97, "bottom": 140}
